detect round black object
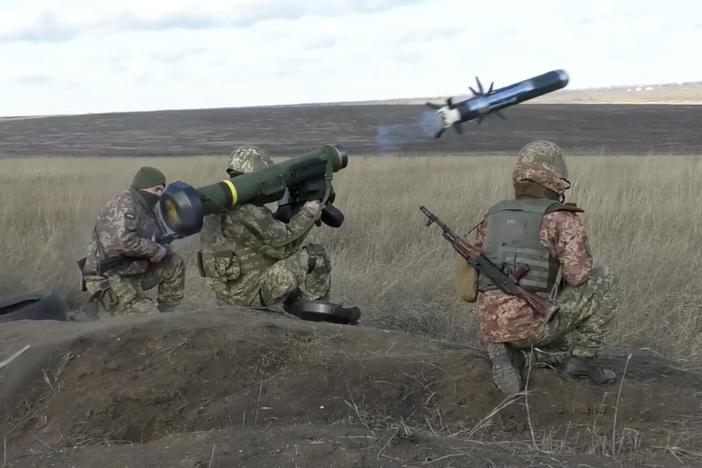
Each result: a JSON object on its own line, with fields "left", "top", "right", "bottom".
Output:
{"left": 289, "top": 302, "right": 361, "bottom": 325}
{"left": 0, "top": 290, "right": 68, "bottom": 323}
{"left": 160, "top": 180, "right": 205, "bottom": 235}
{"left": 321, "top": 205, "right": 344, "bottom": 228}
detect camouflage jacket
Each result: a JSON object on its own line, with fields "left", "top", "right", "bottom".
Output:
{"left": 474, "top": 203, "right": 593, "bottom": 343}
{"left": 83, "top": 189, "right": 165, "bottom": 276}
{"left": 203, "top": 203, "right": 318, "bottom": 304}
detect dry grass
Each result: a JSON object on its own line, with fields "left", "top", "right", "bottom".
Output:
{"left": 1, "top": 155, "right": 701, "bottom": 359}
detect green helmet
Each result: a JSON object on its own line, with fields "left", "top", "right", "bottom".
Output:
{"left": 512, "top": 140, "right": 570, "bottom": 193}
{"left": 225, "top": 145, "right": 273, "bottom": 176}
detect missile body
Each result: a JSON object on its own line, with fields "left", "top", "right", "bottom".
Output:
{"left": 457, "top": 69, "right": 568, "bottom": 122}
{"left": 428, "top": 69, "right": 569, "bottom": 137}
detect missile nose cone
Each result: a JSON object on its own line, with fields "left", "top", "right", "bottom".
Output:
{"left": 556, "top": 69, "right": 569, "bottom": 86}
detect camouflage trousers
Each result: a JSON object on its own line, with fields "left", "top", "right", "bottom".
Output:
{"left": 85, "top": 252, "right": 185, "bottom": 317}
{"left": 212, "top": 244, "right": 331, "bottom": 307}
{"left": 511, "top": 266, "right": 615, "bottom": 360}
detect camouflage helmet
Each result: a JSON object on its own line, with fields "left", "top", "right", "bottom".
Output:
{"left": 512, "top": 140, "right": 570, "bottom": 193}
{"left": 225, "top": 145, "right": 273, "bottom": 175}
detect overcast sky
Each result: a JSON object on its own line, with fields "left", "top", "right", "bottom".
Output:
{"left": 1, "top": 0, "right": 700, "bottom": 116}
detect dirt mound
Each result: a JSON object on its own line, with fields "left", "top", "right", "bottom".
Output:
{"left": 2, "top": 308, "right": 702, "bottom": 467}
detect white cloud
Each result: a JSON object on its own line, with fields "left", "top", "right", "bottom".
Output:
{"left": 0, "top": 0, "right": 419, "bottom": 42}
{"left": 1, "top": 0, "right": 701, "bottom": 115}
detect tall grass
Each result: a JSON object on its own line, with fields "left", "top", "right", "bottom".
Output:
{"left": 1, "top": 155, "right": 700, "bottom": 359}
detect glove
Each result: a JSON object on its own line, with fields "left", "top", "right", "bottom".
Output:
{"left": 303, "top": 200, "right": 322, "bottom": 219}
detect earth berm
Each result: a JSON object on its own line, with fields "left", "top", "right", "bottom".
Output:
{"left": 1, "top": 308, "right": 701, "bottom": 467}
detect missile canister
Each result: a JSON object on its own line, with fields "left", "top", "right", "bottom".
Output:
{"left": 160, "top": 144, "right": 348, "bottom": 235}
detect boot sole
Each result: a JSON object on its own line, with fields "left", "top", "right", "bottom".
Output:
{"left": 487, "top": 343, "right": 523, "bottom": 394}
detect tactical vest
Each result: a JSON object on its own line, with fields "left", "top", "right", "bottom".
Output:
{"left": 478, "top": 198, "right": 581, "bottom": 293}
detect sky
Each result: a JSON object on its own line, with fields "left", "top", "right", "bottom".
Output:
{"left": 1, "top": 0, "right": 701, "bottom": 116}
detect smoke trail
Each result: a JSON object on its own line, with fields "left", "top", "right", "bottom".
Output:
{"left": 374, "top": 108, "right": 442, "bottom": 153}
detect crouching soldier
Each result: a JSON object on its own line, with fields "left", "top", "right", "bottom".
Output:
{"left": 471, "top": 141, "right": 617, "bottom": 393}
{"left": 197, "top": 146, "right": 360, "bottom": 324}
{"left": 80, "top": 167, "right": 185, "bottom": 316}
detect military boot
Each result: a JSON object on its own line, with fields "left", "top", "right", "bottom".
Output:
{"left": 486, "top": 342, "right": 524, "bottom": 394}
{"left": 283, "top": 292, "right": 361, "bottom": 325}
{"left": 560, "top": 357, "right": 616, "bottom": 384}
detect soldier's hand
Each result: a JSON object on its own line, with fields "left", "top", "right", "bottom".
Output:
{"left": 303, "top": 200, "right": 322, "bottom": 218}
{"left": 150, "top": 244, "right": 168, "bottom": 263}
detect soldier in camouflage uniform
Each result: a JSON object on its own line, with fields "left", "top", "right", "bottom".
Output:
{"left": 198, "top": 146, "right": 360, "bottom": 324}
{"left": 472, "top": 141, "right": 616, "bottom": 394}
{"left": 81, "top": 167, "right": 185, "bottom": 316}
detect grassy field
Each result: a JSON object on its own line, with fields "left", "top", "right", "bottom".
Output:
{"left": 1, "top": 155, "right": 700, "bottom": 360}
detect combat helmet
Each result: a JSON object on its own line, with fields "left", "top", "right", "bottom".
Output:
{"left": 225, "top": 145, "right": 273, "bottom": 176}
{"left": 512, "top": 140, "right": 570, "bottom": 194}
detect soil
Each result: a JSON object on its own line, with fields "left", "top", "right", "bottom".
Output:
{"left": 1, "top": 104, "right": 701, "bottom": 157}
{"left": 1, "top": 308, "right": 701, "bottom": 467}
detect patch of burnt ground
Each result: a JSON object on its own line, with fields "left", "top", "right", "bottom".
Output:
{"left": 2, "top": 308, "right": 702, "bottom": 467}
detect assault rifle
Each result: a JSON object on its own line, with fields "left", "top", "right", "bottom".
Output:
{"left": 419, "top": 206, "right": 558, "bottom": 320}
{"left": 94, "top": 232, "right": 183, "bottom": 271}
{"left": 77, "top": 232, "right": 184, "bottom": 291}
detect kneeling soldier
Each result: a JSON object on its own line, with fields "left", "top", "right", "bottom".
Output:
{"left": 197, "top": 146, "right": 360, "bottom": 324}
{"left": 81, "top": 167, "right": 185, "bottom": 316}
{"left": 472, "top": 141, "right": 616, "bottom": 393}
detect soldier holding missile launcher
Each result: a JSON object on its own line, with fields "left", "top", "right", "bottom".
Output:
{"left": 158, "top": 144, "right": 360, "bottom": 325}
{"left": 196, "top": 146, "right": 360, "bottom": 324}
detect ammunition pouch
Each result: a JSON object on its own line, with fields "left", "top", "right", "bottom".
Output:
{"left": 197, "top": 248, "right": 240, "bottom": 281}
